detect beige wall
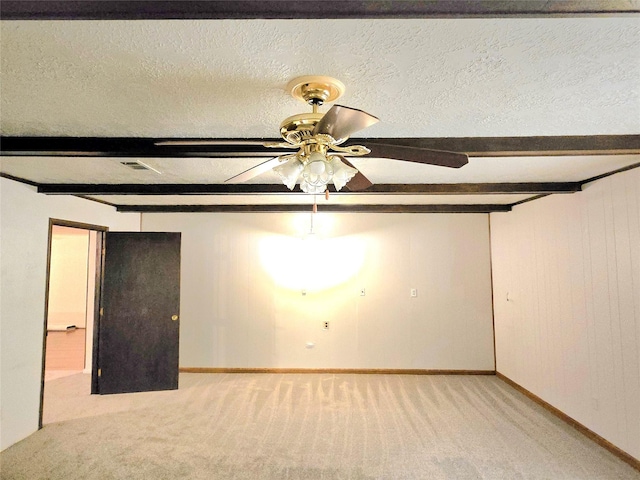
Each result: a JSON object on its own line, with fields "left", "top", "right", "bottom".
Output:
{"left": 0, "top": 178, "right": 140, "bottom": 451}
{"left": 490, "top": 167, "right": 640, "bottom": 459}
{"left": 47, "top": 226, "right": 90, "bottom": 329}
{"left": 142, "top": 212, "right": 496, "bottom": 370}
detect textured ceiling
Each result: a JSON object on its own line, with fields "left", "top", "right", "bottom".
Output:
{"left": 1, "top": 16, "right": 639, "bottom": 210}
{"left": 1, "top": 18, "right": 639, "bottom": 138}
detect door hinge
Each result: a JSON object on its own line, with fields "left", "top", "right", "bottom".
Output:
{"left": 98, "top": 368, "right": 102, "bottom": 377}
{"left": 99, "top": 307, "right": 104, "bottom": 316}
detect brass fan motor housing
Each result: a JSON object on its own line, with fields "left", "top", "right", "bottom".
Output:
{"left": 279, "top": 112, "right": 324, "bottom": 144}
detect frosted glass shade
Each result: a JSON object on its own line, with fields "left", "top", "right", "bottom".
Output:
{"left": 301, "top": 152, "right": 334, "bottom": 191}
{"left": 299, "top": 180, "right": 327, "bottom": 194}
{"left": 330, "top": 156, "right": 358, "bottom": 191}
{"left": 273, "top": 152, "right": 359, "bottom": 193}
{"left": 273, "top": 157, "right": 304, "bottom": 190}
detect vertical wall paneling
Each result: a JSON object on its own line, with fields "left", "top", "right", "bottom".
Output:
{"left": 141, "top": 213, "right": 495, "bottom": 372}
{"left": 491, "top": 167, "right": 640, "bottom": 459}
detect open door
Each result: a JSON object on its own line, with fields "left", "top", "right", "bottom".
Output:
{"left": 96, "top": 232, "right": 181, "bottom": 395}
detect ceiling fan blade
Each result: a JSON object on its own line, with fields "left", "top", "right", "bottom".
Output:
{"left": 365, "top": 142, "right": 469, "bottom": 168}
{"left": 313, "top": 105, "right": 379, "bottom": 141}
{"left": 338, "top": 156, "right": 373, "bottom": 191}
{"left": 224, "top": 156, "right": 283, "bottom": 183}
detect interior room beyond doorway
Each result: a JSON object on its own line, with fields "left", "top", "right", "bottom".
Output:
{"left": 44, "top": 225, "right": 97, "bottom": 382}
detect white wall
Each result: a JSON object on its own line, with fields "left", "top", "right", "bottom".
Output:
{"left": 490, "top": 167, "right": 640, "bottom": 459}
{"left": 0, "top": 178, "right": 140, "bottom": 451}
{"left": 142, "top": 212, "right": 495, "bottom": 371}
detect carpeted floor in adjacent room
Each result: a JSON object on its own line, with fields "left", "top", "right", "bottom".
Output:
{"left": 1, "top": 373, "right": 638, "bottom": 479}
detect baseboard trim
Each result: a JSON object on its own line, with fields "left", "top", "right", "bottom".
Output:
{"left": 496, "top": 372, "right": 639, "bottom": 472}
{"left": 180, "top": 367, "right": 495, "bottom": 375}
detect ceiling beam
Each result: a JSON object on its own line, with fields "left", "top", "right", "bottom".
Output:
{"left": 115, "top": 204, "right": 512, "bottom": 214}
{"left": 365, "top": 136, "right": 640, "bottom": 157}
{"left": 2, "top": 1, "right": 638, "bottom": 20}
{"left": 2, "top": 135, "right": 639, "bottom": 158}
{"left": 36, "top": 183, "right": 581, "bottom": 195}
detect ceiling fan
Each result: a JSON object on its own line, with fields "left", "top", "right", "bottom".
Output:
{"left": 157, "top": 76, "right": 469, "bottom": 193}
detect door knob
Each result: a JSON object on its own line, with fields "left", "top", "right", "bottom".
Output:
{"left": 171, "top": 315, "right": 179, "bottom": 321}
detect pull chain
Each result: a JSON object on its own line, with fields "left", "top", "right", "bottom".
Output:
{"left": 310, "top": 195, "right": 316, "bottom": 234}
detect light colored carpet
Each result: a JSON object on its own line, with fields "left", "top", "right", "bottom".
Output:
{"left": 1, "top": 373, "right": 638, "bottom": 479}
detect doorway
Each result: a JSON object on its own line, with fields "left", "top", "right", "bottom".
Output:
{"left": 40, "top": 224, "right": 182, "bottom": 426}
{"left": 40, "top": 219, "right": 107, "bottom": 428}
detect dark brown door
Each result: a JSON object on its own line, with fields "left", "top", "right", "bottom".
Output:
{"left": 97, "top": 232, "right": 181, "bottom": 395}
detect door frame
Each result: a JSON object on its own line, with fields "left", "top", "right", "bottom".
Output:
{"left": 39, "top": 218, "right": 108, "bottom": 429}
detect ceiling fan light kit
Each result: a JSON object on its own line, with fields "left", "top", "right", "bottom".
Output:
{"left": 274, "top": 150, "right": 358, "bottom": 194}
{"left": 157, "top": 75, "right": 469, "bottom": 193}
{"left": 267, "top": 75, "right": 377, "bottom": 194}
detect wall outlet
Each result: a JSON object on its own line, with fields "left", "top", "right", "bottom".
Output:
{"left": 360, "top": 288, "right": 366, "bottom": 296}
{"left": 323, "top": 321, "right": 329, "bottom": 330}
{"left": 410, "top": 288, "right": 418, "bottom": 297}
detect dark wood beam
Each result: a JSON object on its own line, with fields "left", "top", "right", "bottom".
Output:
{"left": 349, "top": 183, "right": 582, "bottom": 194}
{"left": 579, "top": 161, "right": 640, "bottom": 186}
{"left": 0, "top": 136, "right": 289, "bottom": 158}
{"left": 364, "top": 136, "right": 640, "bottom": 157}
{"left": 508, "top": 194, "right": 552, "bottom": 208}
{"left": 2, "top": 135, "right": 639, "bottom": 158}
{"left": 36, "top": 182, "right": 581, "bottom": 195}
{"left": 2, "top": 1, "right": 638, "bottom": 20}
{"left": 0, "top": 172, "right": 39, "bottom": 187}
{"left": 115, "top": 204, "right": 511, "bottom": 213}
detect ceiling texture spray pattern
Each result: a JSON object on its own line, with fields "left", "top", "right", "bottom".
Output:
{"left": 0, "top": 4, "right": 639, "bottom": 212}
{"left": 1, "top": 18, "right": 639, "bottom": 138}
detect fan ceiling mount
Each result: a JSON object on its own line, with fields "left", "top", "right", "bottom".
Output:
{"left": 279, "top": 75, "right": 346, "bottom": 145}
{"left": 157, "top": 75, "right": 469, "bottom": 193}
{"left": 287, "top": 75, "right": 345, "bottom": 104}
